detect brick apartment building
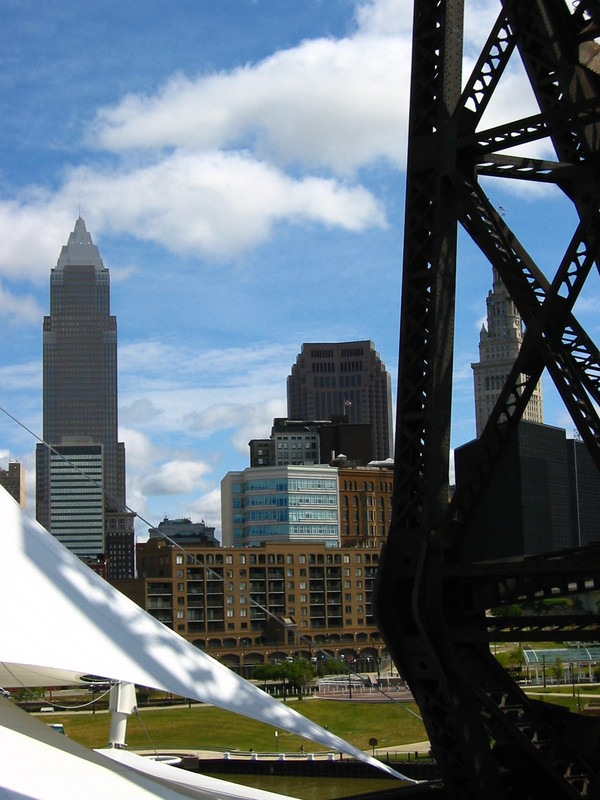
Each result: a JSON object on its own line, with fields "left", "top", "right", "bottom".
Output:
{"left": 114, "top": 539, "right": 388, "bottom": 674}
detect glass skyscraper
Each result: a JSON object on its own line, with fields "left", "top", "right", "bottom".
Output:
{"left": 36, "top": 217, "right": 132, "bottom": 571}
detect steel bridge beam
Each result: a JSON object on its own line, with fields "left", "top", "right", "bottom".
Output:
{"left": 376, "top": 2, "right": 600, "bottom": 798}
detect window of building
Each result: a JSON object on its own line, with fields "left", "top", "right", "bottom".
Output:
{"left": 176, "top": 554, "right": 184, "bottom": 565}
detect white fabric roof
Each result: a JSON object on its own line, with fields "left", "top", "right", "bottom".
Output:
{"left": 0, "top": 488, "right": 411, "bottom": 783}
{"left": 96, "top": 747, "right": 301, "bottom": 800}
{"left": 0, "top": 697, "right": 297, "bottom": 800}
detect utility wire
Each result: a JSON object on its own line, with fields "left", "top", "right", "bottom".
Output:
{"left": 0, "top": 401, "right": 421, "bottom": 717}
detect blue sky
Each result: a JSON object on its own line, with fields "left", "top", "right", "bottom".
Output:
{"left": 0, "top": 0, "right": 595, "bottom": 540}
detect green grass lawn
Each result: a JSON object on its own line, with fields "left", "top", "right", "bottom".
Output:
{"left": 40, "top": 698, "right": 427, "bottom": 754}
{"left": 38, "top": 685, "right": 597, "bottom": 756}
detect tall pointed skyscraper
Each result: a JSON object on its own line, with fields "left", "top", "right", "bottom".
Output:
{"left": 472, "top": 268, "right": 544, "bottom": 437}
{"left": 36, "top": 217, "right": 134, "bottom": 578}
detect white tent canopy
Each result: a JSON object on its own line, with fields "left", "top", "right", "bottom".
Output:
{"left": 0, "top": 697, "right": 299, "bottom": 800}
{"left": 0, "top": 488, "right": 411, "bottom": 783}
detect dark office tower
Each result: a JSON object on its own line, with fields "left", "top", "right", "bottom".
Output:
{"left": 454, "top": 421, "right": 600, "bottom": 561}
{"left": 36, "top": 217, "right": 134, "bottom": 577}
{"left": 287, "top": 341, "right": 393, "bottom": 461}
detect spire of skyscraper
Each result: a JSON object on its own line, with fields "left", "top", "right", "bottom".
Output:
{"left": 56, "top": 216, "right": 104, "bottom": 270}
{"left": 472, "top": 268, "right": 544, "bottom": 437}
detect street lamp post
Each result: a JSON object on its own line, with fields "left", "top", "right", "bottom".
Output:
{"left": 542, "top": 654, "right": 546, "bottom": 689}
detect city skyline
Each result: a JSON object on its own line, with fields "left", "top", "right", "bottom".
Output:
{"left": 0, "top": 0, "right": 590, "bottom": 540}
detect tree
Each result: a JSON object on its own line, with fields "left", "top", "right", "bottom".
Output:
{"left": 282, "top": 659, "right": 314, "bottom": 696}
{"left": 552, "top": 656, "right": 564, "bottom": 685}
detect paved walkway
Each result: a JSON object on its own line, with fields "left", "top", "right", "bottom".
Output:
{"left": 135, "top": 740, "right": 432, "bottom": 762}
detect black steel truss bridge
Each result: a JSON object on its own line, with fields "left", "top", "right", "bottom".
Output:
{"left": 374, "top": 1, "right": 600, "bottom": 798}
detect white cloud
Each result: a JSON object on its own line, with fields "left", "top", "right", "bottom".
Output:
{"left": 0, "top": 151, "right": 385, "bottom": 277}
{"left": 91, "top": 36, "right": 409, "bottom": 176}
{"left": 118, "top": 427, "right": 160, "bottom": 468}
{"left": 0, "top": 360, "right": 41, "bottom": 392}
{"left": 141, "top": 459, "right": 212, "bottom": 495}
{"left": 0, "top": 283, "right": 44, "bottom": 326}
{"left": 74, "top": 151, "right": 386, "bottom": 259}
{"left": 355, "top": 0, "right": 414, "bottom": 36}
{"left": 186, "top": 398, "right": 286, "bottom": 454}
{"left": 0, "top": 200, "right": 77, "bottom": 283}
{"left": 0, "top": 0, "right": 548, "bottom": 281}
{"left": 119, "top": 398, "right": 164, "bottom": 427}
{"left": 188, "top": 487, "right": 222, "bottom": 535}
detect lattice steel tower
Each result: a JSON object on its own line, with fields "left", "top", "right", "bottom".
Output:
{"left": 375, "top": 2, "right": 600, "bottom": 798}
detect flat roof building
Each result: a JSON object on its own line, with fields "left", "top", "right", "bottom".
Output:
{"left": 0, "top": 462, "right": 25, "bottom": 508}
{"left": 338, "top": 463, "right": 394, "bottom": 550}
{"left": 249, "top": 417, "right": 373, "bottom": 468}
{"left": 287, "top": 341, "right": 393, "bottom": 461}
{"left": 115, "top": 538, "right": 386, "bottom": 672}
{"left": 454, "top": 421, "right": 600, "bottom": 560}
{"left": 149, "top": 516, "right": 218, "bottom": 547}
{"left": 46, "top": 442, "right": 104, "bottom": 560}
{"left": 221, "top": 465, "right": 340, "bottom": 548}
